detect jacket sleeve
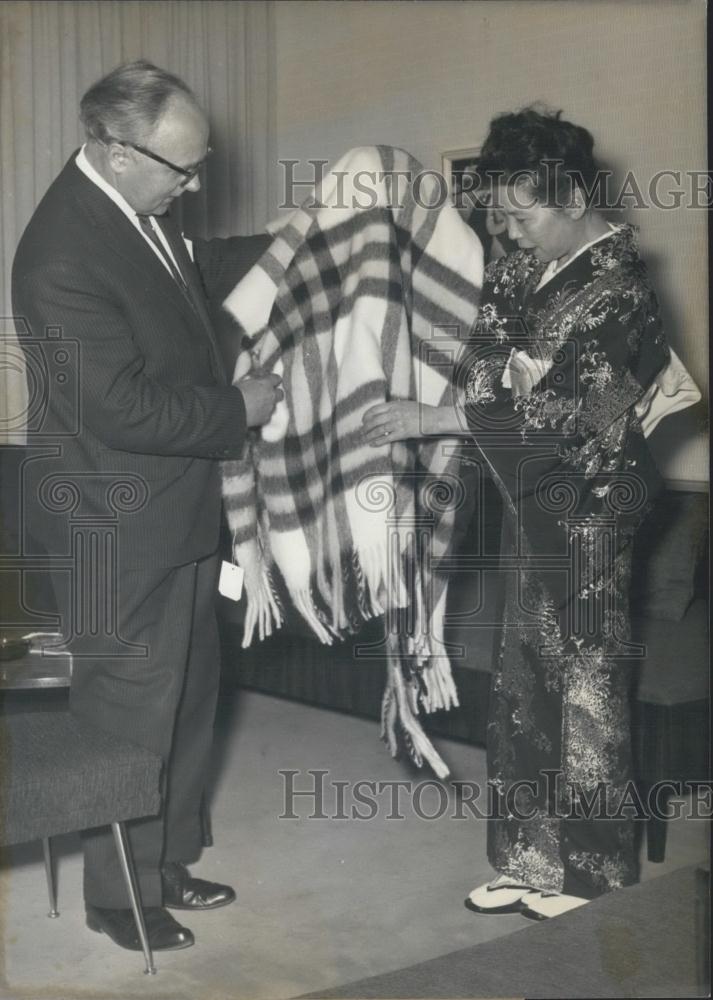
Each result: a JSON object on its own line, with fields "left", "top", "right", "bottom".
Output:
{"left": 192, "top": 234, "right": 273, "bottom": 304}
{"left": 15, "top": 259, "right": 248, "bottom": 458}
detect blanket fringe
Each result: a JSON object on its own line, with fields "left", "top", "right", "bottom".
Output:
{"left": 292, "top": 586, "right": 337, "bottom": 646}
{"left": 380, "top": 647, "right": 450, "bottom": 780}
{"left": 420, "top": 658, "right": 460, "bottom": 714}
{"left": 237, "top": 533, "right": 458, "bottom": 767}
{"left": 235, "top": 537, "right": 283, "bottom": 648}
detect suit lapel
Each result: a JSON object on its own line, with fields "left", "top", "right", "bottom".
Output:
{"left": 65, "top": 160, "right": 203, "bottom": 325}
{"left": 64, "top": 158, "right": 227, "bottom": 384}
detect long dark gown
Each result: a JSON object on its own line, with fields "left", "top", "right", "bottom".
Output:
{"left": 462, "top": 224, "right": 670, "bottom": 898}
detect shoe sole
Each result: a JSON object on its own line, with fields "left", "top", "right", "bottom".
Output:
{"left": 86, "top": 912, "right": 195, "bottom": 950}
{"left": 164, "top": 894, "right": 236, "bottom": 911}
{"left": 520, "top": 898, "right": 589, "bottom": 921}
{"left": 464, "top": 896, "right": 529, "bottom": 915}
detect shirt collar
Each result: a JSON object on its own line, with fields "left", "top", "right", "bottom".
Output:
{"left": 75, "top": 144, "right": 140, "bottom": 225}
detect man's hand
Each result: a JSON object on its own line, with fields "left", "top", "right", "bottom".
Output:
{"left": 238, "top": 372, "right": 284, "bottom": 427}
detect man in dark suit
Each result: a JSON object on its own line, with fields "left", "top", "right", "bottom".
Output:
{"left": 12, "top": 61, "right": 280, "bottom": 953}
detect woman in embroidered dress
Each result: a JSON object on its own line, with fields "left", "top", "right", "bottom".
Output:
{"left": 363, "top": 107, "right": 670, "bottom": 919}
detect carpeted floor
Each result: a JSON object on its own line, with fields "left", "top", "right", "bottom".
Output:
{"left": 302, "top": 864, "right": 710, "bottom": 999}
{"left": 0, "top": 689, "right": 708, "bottom": 1000}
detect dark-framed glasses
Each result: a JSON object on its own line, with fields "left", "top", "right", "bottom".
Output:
{"left": 107, "top": 137, "right": 212, "bottom": 184}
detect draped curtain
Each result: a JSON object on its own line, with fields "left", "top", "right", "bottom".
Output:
{"left": 0, "top": 0, "right": 277, "bottom": 443}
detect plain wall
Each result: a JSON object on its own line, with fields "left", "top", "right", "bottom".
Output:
{"left": 272, "top": 0, "right": 708, "bottom": 486}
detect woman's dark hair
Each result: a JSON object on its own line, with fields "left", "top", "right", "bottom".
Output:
{"left": 477, "top": 105, "right": 598, "bottom": 207}
{"left": 80, "top": 60, "right": 196, "bottom": 144}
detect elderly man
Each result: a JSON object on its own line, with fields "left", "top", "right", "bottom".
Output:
{"left": 12, "top": 61, "right": 279, "bottom": 953}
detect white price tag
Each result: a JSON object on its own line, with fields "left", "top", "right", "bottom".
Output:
{"left": 219, "top": 561, "right": 244, "bottom": 601}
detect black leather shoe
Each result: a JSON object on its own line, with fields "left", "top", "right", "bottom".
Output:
{"left": 86, "top": 904, "right": 194, "bottom": 951}
{"left": 161, "top": 861, "right": 236, "bottom": 911}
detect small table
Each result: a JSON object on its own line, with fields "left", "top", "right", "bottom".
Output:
{"left": 0, "top": 636, "right": 72, "bottom": 691}
{"left": 1, "top": 652, "right": 72, "bottom": 690}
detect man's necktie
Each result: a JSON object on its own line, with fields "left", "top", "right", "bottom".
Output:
{"left": 136, "top": 214, "right": 190, "bottom": 296}
{"left": 137, "top": 212, "right": 226, "bottom": 382}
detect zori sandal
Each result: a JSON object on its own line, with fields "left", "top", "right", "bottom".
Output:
{"left": 464, "top": 874, "right": 535, "bottom": 914}
{"left": 519, "top": 891, "right": 590, "bottom": 920}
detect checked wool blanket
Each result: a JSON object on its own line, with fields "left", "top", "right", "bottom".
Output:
{"left": 221, "top": 146, "right": 483, "bottom": 777}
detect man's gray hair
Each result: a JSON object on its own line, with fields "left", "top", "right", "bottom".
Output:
{"left": 80, "top": 60, "right": 197, "bottom": 144}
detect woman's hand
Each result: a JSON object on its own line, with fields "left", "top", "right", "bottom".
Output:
{"left": 508, "top": 361, "right": 534, "bottom": 398}
{"left": 504, "top": 349, "right": 544, "bottom": 398}
{"left": 362, "top": 401, "right": 426, "bottom": 445}
{"left": 362, "top": 400, "right": 471, "bottom": 444}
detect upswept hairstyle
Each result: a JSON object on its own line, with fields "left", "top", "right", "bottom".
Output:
{"left": 477, "top": 105, "right": 599, "bottom": 208}
{"left": 79, "top": 60, "right": 196, "bottom": 144}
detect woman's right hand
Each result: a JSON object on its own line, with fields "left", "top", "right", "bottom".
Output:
{"left": 362, "top": 400, "right": 469, "bottom": 444}
{"left": 362, "top": 401, "right": 426, "bottom": 446}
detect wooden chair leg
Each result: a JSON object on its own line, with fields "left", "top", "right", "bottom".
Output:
{"left": 110, "top": 822, "right": 156, "bottom": 975}
{"left": 646, "top": 815, "right": 669, "bottom": 863}
{"left": 41, "top": 837, "right": 59, "bottom": 918}
{"left": 646, "top": 784, "right": 672, "bottom": 863}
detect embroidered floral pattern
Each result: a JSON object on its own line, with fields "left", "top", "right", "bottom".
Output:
{"left": 514, "top": 388, "right": 578, "bottom": 435}
{"left": 560, "top": 412, "right": 630, "bottom": 478}
{"left": 478, "top": 302, "right": 509, "bottom": 343}
{"left": 486, "top": 250, "right": 544, "bottom": 306}
{"left": 567, "top": 846, "right": 635, "bottom": 893}
{"left": 562, "top": 648, "right": 632, "bottom": 791}
{"left": 465, "top": 357, "right": 504, "bottom": 406}
{"left": 495, "top": 815, "right": 565, "bottom": 894}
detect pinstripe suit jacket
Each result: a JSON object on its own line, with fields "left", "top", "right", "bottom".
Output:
{"left": 12, "top": 154, "right": 253, "bottom": 569}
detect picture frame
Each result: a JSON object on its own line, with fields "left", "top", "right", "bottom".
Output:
{"left": 441, "top": 145, "right": 482, "bottom": 198}
{"left": 442, "top": 145, "right": 516, "bottom": 260}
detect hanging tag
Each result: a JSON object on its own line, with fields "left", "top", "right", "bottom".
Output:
{"left": 219, "top": 561, "right": 244, "bottom": 601}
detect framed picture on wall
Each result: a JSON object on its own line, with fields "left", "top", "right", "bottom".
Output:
{"left": 441, "top": 146, "right": 482, "bottom": 209}
{"left": 442, "top": 145, "right": 516, "bottom": 261}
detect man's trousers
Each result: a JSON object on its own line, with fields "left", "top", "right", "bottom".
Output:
{"left": 60, "top": 553, "right": 222, "bottom": 908}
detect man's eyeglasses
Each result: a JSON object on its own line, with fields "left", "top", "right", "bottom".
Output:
{"left": 107, "top": 138, "right": 212, "bottom": 184}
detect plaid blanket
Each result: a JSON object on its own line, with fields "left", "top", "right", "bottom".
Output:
{"left": 221, "top": 146, "right": 483, "bottom": 777}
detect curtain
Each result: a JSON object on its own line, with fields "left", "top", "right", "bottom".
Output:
{"left": 0, "top": 0, "right": 277, "bottom": 443}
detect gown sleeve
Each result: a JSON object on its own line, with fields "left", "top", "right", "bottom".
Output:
{"left": 462, "top": 262, "right": 670, "bottom": 507}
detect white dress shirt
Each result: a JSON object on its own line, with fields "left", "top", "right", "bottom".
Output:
{"left": 75, "top": 145, "right": 194, "bottom": 272}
